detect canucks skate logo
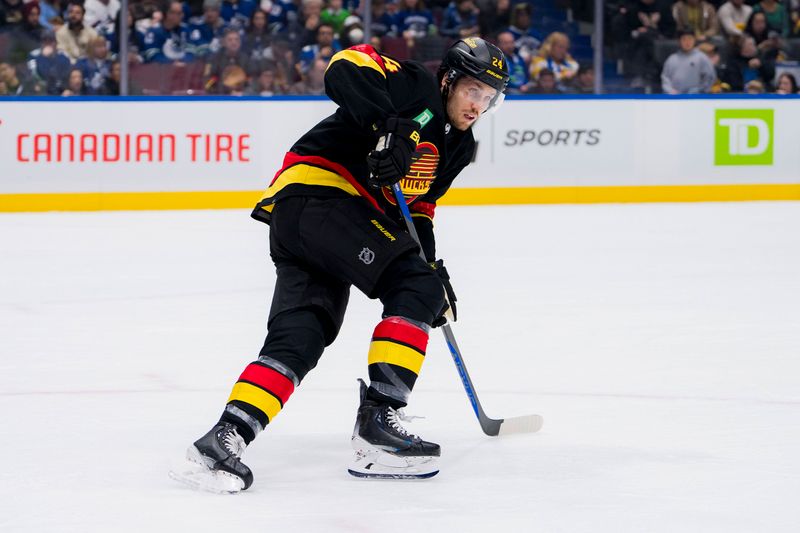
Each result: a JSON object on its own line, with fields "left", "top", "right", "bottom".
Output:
{"left": 383, "top": 142, "right": 438, "bottom": 206}
{"left": 358, "top": 247, "right": 375, "bottom": 265}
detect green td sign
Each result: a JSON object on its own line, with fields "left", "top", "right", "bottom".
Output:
{"left": 714, "top": 109, "right": 774, "bottom": 165}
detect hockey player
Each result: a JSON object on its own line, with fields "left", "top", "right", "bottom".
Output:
{"left": 170, "top": 37, "right": 509, "bottom": 493}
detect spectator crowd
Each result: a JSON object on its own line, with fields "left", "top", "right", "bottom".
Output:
{"left": 0, "top": 0, "right": 798, "bottom": 95}
{"left": 611, "top": 0, "right": 800, "bottom": 93}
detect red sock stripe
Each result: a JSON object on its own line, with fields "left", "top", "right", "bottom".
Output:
{"left": 238, "top": 363, "right": 295, "bottom": 404}
{"left": 372, "top": 317, "right": 428, "bottom": 354}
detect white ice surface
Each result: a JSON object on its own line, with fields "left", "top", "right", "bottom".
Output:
{"left": 1, "top": 203, "right": 799, "bottom": 532}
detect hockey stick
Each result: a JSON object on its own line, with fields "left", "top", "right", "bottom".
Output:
{"left": 390, "top": 182, "right": 543, "bottom": 436}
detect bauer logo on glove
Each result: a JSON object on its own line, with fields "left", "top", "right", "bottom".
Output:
{"left": 367, "top": 117, "right": 420, "bottom": 188}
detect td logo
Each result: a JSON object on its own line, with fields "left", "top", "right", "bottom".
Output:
{"left": 714, "top": 109, "right": 774, "bottom": 165}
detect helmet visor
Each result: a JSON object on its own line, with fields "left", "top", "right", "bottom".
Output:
{"left": 486, "top": 90, "right": 505, "bottom": 114}
{"left": 457, "top": 76, "right": 506, "bottom": 114}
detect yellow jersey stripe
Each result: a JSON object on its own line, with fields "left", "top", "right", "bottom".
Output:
{"left": 327, "top": 49, "right": 386, "bottom": 78}
{"left": 228, "top": 382, "right": 282, "bottom": 421}
{"left": 368, "top": 340, "right": 425, "bottom": 375}
{"left": 259, "top": 164, "right": 360, "bottom": 204}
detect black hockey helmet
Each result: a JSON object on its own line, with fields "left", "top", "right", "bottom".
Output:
{"left": 439, "top": 37, "right": 510, "bottom": 112}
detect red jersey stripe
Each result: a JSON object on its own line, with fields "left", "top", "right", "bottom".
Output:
{"left": 350, "top": 44, "right": 387, "bottom": 72}
{"left": 270, "top": 152, "right": 382, "bottom": 212}
{"left": 410, "top": 201, "right": 436, "bottom": 219}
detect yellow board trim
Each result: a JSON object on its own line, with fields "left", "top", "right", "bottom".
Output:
{"left": 439, "top": 184, "right": 800, "bottom": 205}
{"left": 2, "top": 184, "right": 800, "bottom": 212}
{"left": 0, "top": 190, "right": 261, "bottom": 212}
{"left": 327, "top": 49, "right": 386, "bottom": 78}
{"left": 368, "top": 340, "right": 425, "bottom": 375}
{"left": 228, "top": 382, "right": 282, "bottom": 421}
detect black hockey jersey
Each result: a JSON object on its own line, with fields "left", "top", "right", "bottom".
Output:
{"left": 251, "top": 44, "right": 476, "bottom": 260}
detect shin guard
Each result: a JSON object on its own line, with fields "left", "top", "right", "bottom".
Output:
{"left": 222, "top": 356, "right": 299, "bottom": 443}
{"left": 367, "top": 316, "right": 430, "bottom": 407}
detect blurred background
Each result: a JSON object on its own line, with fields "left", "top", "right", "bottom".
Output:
{"left": 1, "top": 0, "right": 799, "bottom": 97}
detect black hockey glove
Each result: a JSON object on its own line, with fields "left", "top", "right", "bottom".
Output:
{"left": 367, "top": 117, "right": 420, "bottom": 188}
{"left": 431, "top": 259, "right": 457, "bottom": 328}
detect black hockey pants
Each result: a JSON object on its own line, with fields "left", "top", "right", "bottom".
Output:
{"left": 259, "top": 195, "right": 444, "bottom": 382}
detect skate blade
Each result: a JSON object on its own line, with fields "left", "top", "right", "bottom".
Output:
{"left": 349, "top": 437, "right": 439, "bottom": 480}
{"left": 168, "top": 446, "right": 246, "bottom": 495}
{"left": 347, "top": 468, "right": 439, "bottom": 480}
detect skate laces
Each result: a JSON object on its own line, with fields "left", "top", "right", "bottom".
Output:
{"left": 220, "top": 426, "right": 247, "bottom": 459}
{"left": 386, "top": 407, "right": 423, "bottom": 438}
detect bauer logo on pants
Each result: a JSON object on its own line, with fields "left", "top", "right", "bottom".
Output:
{"left": 359, "top": 248, "right": 375, "bottom": 265}
{"left": 714, "top": 109, "right": 774, "bottom": 166}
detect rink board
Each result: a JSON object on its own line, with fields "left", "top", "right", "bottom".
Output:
{"left": 1, "top": 95, "right": 798, "bottom": 211}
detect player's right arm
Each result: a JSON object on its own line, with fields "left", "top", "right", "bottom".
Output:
{"left": 324, "top": 44, "right": 400, "bottom": 131}
{"left": 326, "top": 45, "right": 420, "bottom": 187}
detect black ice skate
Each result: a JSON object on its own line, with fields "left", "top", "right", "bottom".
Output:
{"left": 349, "top": 379, "right": 440, "bottom": 479}
{"left": 169, "top": 422, "right": 253, "bottom": 494}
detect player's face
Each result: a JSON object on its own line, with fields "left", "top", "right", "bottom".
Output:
{"left": 446, "top": 77, "right": 497, "bottom": 131}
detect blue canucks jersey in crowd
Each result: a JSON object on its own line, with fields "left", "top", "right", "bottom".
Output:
{"left": 370, "top": 12, "right": 397, "bottom": 37}
{"left": 75, "top": 57, "right": 113, "bottom": 94}
{"left": 507, "top": 25, "right": 544, "bottom": 56}
{"left": 27, "top": 47, "right": 72, "bottom": 95}
{"left": 187, "top": 16, "right": 229, "bottom": 57}
{"left": 264, "top": 0, "right": 296, "bottom": 33}
{"left": 504, "top": 51, "right": 529, "bottom": 90}
{"left": 394, "top": 9, "right": 434, "bottom": 38}
{"left": 298, "top": 40, "right": 341, "bottom": 72}
{"left": 220, "top": 0, "right": 256, "bottom": 31}
{"left": 142, "top": 23, "right": 195, "bottom": 63}
{"left": 105, "top": 28, "right": 146, "bottom": 56}
{"left": 439, "top": 2, "right": 478, "bottom": 38}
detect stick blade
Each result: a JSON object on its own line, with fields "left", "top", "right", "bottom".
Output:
{"left": 497, "top": 414, "right": 544, "bottom": 436}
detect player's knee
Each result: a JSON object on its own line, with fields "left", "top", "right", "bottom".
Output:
{"left": 261, "top": 307, "right": 332, "bottom": 381}
{"left": 414, "top": 267, "right": 446, "bottom": 319}
{"left": 378, "top": 259, "right": 444, "bottom": 326}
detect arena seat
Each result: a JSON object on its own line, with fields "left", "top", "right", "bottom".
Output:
{"left": 130, "top": 63, "right": 171, "bottom": 93}
{"left": 787, "top": 38, "right": 800, "bottom": 61}
{"left": 380, "top": 37, "right": 410, "bottom": 61}
{"left": 412, "top": 35, "right": 451, "bottom": 63}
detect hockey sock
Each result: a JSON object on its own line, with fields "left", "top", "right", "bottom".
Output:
{"left": 221, "top": 356, "right": 300, "bottom": 444}
{"left": 366, "top": 316, "right": 429, "bottom": 408}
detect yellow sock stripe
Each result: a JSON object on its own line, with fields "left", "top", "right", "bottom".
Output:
{"left": 368, "top": 340, "right": 425, "bottom": 375}
{"left": 227, "top": 382, "right": 282, "bottom": 422}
